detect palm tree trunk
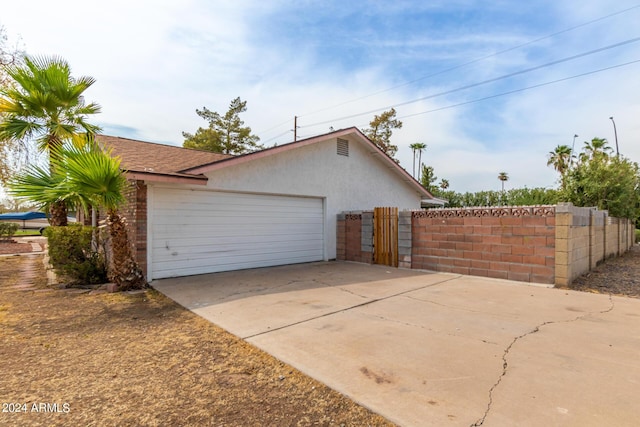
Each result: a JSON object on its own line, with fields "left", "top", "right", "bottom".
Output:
{"left": 107, "top": 209, "right": 146, "bottom": 290}
{"left": 418, "top": 150, "right": 423, "bottom": 181}
{"left": 412, "top": 149, "right": 416, "bottom": 178}
{"left": 50, "top": 200, "right": 68, "bottom": 226}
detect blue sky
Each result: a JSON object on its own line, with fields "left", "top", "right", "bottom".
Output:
{"left": 2, "top": 1, "right": 639, "bottom": 193}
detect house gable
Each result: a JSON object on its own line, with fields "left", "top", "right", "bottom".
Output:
{"left": 185, "top": 127, "right": 432, "bottom": 201}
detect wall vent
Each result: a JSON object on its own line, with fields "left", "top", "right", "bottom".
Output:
{"left": 337, "top": 138, "right": 349, "bottom": 156}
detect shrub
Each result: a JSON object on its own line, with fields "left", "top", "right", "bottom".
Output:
{"left": 0, "top": 222, "right": 19, "bottom": 240}
{"left": 636, "top": 229, "right": 640, "bottom": 244}
{"left": 44, "top": 224, "right": 107, "bottom": 285}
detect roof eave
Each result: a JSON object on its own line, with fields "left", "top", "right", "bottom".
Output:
{"left": 125, "top": 171, "right": 208, "bottom": 185}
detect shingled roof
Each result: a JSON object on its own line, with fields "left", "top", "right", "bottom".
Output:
{"left": 97, "top": 135, "right": 232, "bottom": 183}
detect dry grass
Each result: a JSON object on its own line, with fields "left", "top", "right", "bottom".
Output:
{"left": 567, "top": 245, "right": 640, "bottom": 298}
{"left": 0, "top": 255, "right": 393, "bottom": 427}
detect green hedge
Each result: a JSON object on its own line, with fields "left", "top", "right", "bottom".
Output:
{"left": 0, "top": 222, "right": 19, "bottom": 240}
{"left": 45, "top": 224, "right": 107, "bottom": 285}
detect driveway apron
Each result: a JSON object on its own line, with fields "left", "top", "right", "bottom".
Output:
{"left": 153, "top": 261, "right": 640, "bottom": 427}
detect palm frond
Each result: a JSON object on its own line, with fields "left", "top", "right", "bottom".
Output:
{"left": 9, "top": 164, "right": 63, "bottom": 209}
{"left": 61, "top": 145, "right": 126, "bottom": 210}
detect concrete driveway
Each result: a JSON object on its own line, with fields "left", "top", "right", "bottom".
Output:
{"left": 153, "top": 261, "right": 640, "bottom": 426}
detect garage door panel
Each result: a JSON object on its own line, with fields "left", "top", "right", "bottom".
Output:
{"left": 151, "top": 189, "right": 324, "bottom": 279}
{"left": 155, "top": 190, "right": 317, "bottom": 208}
{"left": 154, "top": 246, "right": 323, "bottom": 266}
{"left": 154, "top": 234, "right": 324, "bottom": 249}
{"left": 153, "top": 215, "right": 323, "bottom": 228}
{"left": 153, "top": 226, "right": 323, "bottom": 240}
{"left": 153, "top": 249, "right": 323, "bottom": 277}
{"left": 153, "top": 237, "right": 323, "bottom": 257}
{"left": 158, "top": 207, "right": 322, "bottom": 219}
{"left": 153, "top": 223, "right": 322, "bottom": 238}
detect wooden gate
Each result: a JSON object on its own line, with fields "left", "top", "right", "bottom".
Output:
{"left": 373, "top": 207, "right": 398, "bottom": 267}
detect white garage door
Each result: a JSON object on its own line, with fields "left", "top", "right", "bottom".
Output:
{"left": 150, "top": 188, "right": 324, "bottom": 279}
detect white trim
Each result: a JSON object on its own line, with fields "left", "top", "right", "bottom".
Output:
{"left": 146, "top": 184, "right": 155, "bottom": 280}
{"left": 322, "top": 197, "right": 328, "bottom": 261}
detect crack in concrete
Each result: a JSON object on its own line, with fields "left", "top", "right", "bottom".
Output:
{"left": 243, "top": 275, "right": 461, "bottom": 340}
{"left": 358, "top": 312, "right": 500, "bottom": 345}
{"left": 470, "top": 294, "right": 615, "bottom": 427}
{"left": 310, "top": 278, "right": 370, "bottom": 299}
{"left": 404, "top": 294, "right": 518, "bottom": 319}
{"left": 188, "top": 279, "right": 310, "bottom": 306}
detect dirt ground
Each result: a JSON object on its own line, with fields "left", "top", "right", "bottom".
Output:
{"left": 565, "top": 244, "right": 640, "bottom": 298}
{"left": 2, "top": 244, "right": 638, "bottom": 427}
{"left": 0, "top": 254, "right": 393, "bottom": 427}
{"left": 0, "top": 241, "right": 34, "bottom": 254}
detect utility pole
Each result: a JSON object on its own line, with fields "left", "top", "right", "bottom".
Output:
{"left": 293, "top": 116, "right": 298, "bottom": 142}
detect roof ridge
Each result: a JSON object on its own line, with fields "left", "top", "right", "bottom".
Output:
{"left": 98, "top": 134, "right": 234, "bottom": 157}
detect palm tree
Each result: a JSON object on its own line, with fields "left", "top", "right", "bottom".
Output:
{"left": 547, "top": 144, "right": 573, "bottom": 190}
{"left": 580, "top": 137, "right": 612, "bottom": 162}
{"left": 0, "top": 55, "right": 101, "bottom": 226}
{"left": 439, "top": 179, "right": 449, "bottom": 190}
{"left": 410, "top": 142, "right": 427, "bottom": 180}
{"left": 498, "top": 172, "right": 509, "bottom": 192}
{"left": 409, "top": 143, "right": 419, "bottom": 178}
{"left": 10, "top": 145, "right": 146, "bottom": 290}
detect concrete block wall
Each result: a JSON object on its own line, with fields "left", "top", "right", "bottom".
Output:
{"left": 591, "top": 212, "right": 606, "bottom": 269}
{"left": 411, "top": 206, "right": 556, "bottom": 284}
{"left": 340, "top": 203, "right": 634, "bottom": 286}
{"left": 361, "top": 211, "right": 373, "bottom": 262}
{"left": 606, "top": 219, "right": 617, "bottom": 258}
{"left": 336, "top": 212, "right": 372, "bottom": 263}
{"left": 398, "top": 211, "right": 412, "bottom": 269}
{"left": 555, "top": 203, "right": 634, "bottom": 286}
{"left": 555, "top": 206, "right": 589, "bottom": 285}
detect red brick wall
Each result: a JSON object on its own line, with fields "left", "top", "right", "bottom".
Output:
{"left": 121, "top": 180, "right": 148, "bottom": 277}
{"left": 411, "top": 207, "right": 556, "bottom": 284}
{"left": 336, "top": 216, "right": 346, "bottom": 260}
{"left": 337, "top": 213, "right": 373, "bottom": 264}
{"left": 345, "top": 214, "right": 366, "bottom": 263}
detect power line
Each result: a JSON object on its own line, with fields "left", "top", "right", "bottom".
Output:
{"left": 389, "top": 59, "right": 640, "bottom": 123}
{"left": 297, "top": 4, "right": 640, "bottom": 118}
{"left": 255, "top": 117, "right": 294, "bottom": 137}
{"left": 261, "top": 129, "right": 291, "bottom": 144}
{"left": 261, "top": 59, "right": 640, "bottom": 145}
{"left": 300, "top": 37, "right": 640, "bottom": 129}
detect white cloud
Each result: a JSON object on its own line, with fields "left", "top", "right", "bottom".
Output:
{"left": 1, "top": 0, "right": 639, "bottom": 196}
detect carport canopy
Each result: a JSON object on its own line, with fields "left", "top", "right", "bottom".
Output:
{"left": 0, "top": 211, "right": 48, "bottom": 221}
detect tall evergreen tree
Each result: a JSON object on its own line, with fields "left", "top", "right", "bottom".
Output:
{"left": 183, "top": 97, "right": 262, "bottom": 155}
{"left": 363, "top": 108, "right": 402, "bottom": 159}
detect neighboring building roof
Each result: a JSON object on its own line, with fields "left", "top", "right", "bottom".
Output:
{"left": 97, "top": 135, "right": 232, "bottom": 184}
{"left": 0, "top": 211, "right": 47, "bottom": 220}
{"left": 421, "top": 197, "right": 448, "bottom": 208}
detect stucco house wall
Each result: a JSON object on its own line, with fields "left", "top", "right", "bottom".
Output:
{"left": 196, "top": 135, "right": 423, "bottom": 260}
{"left": 104, "top": 128, "right": 430, "bottom": 280}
